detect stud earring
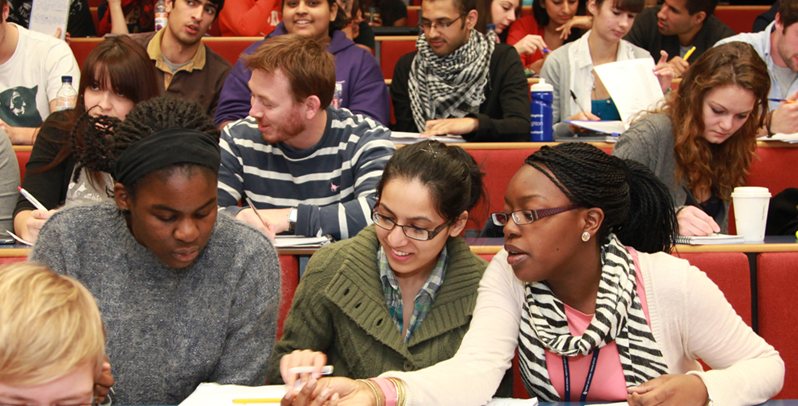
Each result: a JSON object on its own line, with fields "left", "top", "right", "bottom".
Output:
{"left": 581, "top": 231, "right": 590, "bottom": 242}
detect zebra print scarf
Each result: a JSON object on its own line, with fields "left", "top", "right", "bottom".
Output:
{"left": 407, "top": 29, "right": 495, "bottom": 132}
{"left": 517, "top": 234, "right": 668, "bottom": 401}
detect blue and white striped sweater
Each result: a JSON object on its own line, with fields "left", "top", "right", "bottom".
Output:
{"left": 218, "top": 107, "right": 395, "bottom": 240}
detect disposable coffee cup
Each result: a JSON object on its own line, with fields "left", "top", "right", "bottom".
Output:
{"left": 732, "top": 186, "right": 771, "bottom": 242}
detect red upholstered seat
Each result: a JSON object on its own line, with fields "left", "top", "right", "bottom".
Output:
{"left": 757, "top": 252, "right": 798, "bottom": 398}
{"left": 670, "top": 251, "right": 752, "bottom": 326}
{"left": 277, "top": 254, "right": 300, "bottom": 340}
{"left": 714, "top": 6, "right": 769, "bottom": 34}
{"left": 15, "top": 149, "right": 30, "bottom": 182}
{"left": 377, "top": 37, "right": 416, "bottom": 80}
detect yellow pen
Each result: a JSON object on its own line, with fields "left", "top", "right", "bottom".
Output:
{"left": 231, "top": 398, "right": 282, "bottom": 404}
{"left": 683, "top": 46, "right": 697, "bottom": 62}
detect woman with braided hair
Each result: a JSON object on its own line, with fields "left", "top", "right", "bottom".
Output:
{"left": 31, "top": 96, "right": 281, "bottom": 404}
{"left": 614, "top": 41, "right": 770, "bottom": 236}
{"left": 13, "top": 35, "right": 160, "bottom": 243}
{"left": 283, "top": 142, "right": 783, "bottom": 406}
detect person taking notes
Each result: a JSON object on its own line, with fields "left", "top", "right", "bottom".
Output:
{"left": 540, "top": 0, "right": 672, "bottom": 133}
{"left": 614, "top": 42, "right": 769, "bottom": 236}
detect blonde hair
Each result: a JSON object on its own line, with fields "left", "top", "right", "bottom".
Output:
{"left": 0, "top": 262, "right": 105, "bottom": 386}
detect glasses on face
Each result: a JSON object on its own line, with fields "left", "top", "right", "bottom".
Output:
{"left": 418, "top": 15, "right": 465, "bottom": 31}
{"left": 490, "top": 205, "right": 577, "bottom": 226}
{"left": 372, "top": 211, "right": 449, "bottom": 241}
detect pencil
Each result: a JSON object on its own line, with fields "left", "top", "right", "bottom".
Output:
{"left": 683, "top": 46, "right": 697, "bottom": 62}
{"left": 245, "top": 197, "right": 270, "bottom": 228}
{"left": 570, "top": 90, "right": 589, "bottom": 117}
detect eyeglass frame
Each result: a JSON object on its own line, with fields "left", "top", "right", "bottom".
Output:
{"left": 490, "top": 205, "right": 578, "bottom": 227}
{"left": 371, "top": 210, "right": 451, "bottom": 241}
{"left": 418, "top": 14, "right": 466, "bottom": 31}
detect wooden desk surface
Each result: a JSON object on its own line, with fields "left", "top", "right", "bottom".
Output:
{"left": 468, "top": 236, "right": 798, "bottom": 255}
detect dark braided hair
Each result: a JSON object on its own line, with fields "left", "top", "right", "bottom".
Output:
{"left": 525, "top": 143, "right": 677, "bottom": 253}
{"left": 110, "top": 96, "right": 218, "bottom": 195}
{"left": 376, "top": 140, "right": 485, "bottom": 223}
{"left": 71, "top": 113, "right": 122, "bottom": 181}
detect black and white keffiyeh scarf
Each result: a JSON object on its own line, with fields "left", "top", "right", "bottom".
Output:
{"left": 518, "top": 234, "right": 669, "bottom": 401}
{"left": 407, "top": 29, "right": 496, "bottom": 132}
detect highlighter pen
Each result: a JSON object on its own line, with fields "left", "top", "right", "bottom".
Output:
{"left": 17, "top": 186, "right": 47, "bottom": 212}
{"left": 683, "top": 46, "right": 697, "bottom": 62}
{"left": 769, "top": 98, "right": 797, "bottom": 104}
{"left": 542, "top": 47, "right": 551, "bottom": 54}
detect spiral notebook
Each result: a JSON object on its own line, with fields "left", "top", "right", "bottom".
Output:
{"left": 675, "top": 233, "right": 745, "bottom": 245}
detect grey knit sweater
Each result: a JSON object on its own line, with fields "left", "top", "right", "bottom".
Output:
{"left": 614, "top": 113, "right": 729, "bottom": 231}
{"left": 30, "top": 204, "right": 281, "bottom": 404}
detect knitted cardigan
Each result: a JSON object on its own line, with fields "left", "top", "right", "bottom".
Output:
{"left": 267, "top": 226, "right": 489, "bottom": 383}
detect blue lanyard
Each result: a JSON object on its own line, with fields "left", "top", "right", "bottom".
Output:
{"left": 562, "top": 348, "right": 600, "bottom": 402}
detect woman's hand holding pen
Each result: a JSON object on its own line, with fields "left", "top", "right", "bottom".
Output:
{"left": 512, "top": 34, "right": 548, "bottom": 57}
{"left": 280, "top": 350, "right": 330, "bottom": 388}
{"left": 22, "top": 209, "right": 57, "bottom": 243}
{"left": 627, "top": 374, "right": 708, "bottom": 406}
{"left": 653, "top": 51, "right": 675, "bottom": 93}
{"left": 676, "top": 206, "right": 720, "bottom": 236}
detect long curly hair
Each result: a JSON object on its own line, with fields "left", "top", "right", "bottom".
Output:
{"left": 666, "top": 41, "right": 769, "bottom": 201}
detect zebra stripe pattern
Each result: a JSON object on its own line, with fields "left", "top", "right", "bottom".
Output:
{"left": 517, "top": 234, "right": 669, "bottom": 401}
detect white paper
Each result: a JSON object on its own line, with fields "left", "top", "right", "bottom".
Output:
{"left": 593, "top": 58, "right": 664, "bottom": 129}
{"left": 486, "top": 397, "right": 539, "bottom": 405}
{"left": 675, "top": 233, "right": 745, "bottom": 245}
{"left": 29, "top": 0, "right": 70, "bottom": 40}
{"left": 768, "top": 133, "right": 798, "bottom": 143}
{"left": 179, "top": 383, "right": 287, "bottom": 405}
{"left": 390, "top": 131, "right": 466, "bottom": 144}
{"left": 564, "top": 120, "right": 625, "bottom": 136}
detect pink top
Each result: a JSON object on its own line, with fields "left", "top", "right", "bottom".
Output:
{"left": 545, "top": 248, "right": 652, "bottom": 401}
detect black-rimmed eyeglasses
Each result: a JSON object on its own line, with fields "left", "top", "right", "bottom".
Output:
{"left": 418, "top": 15, "right": 465, "bottom": 31}
{"left": 372, "top": 211, "right": 449, "bottom": 241}
{"left": 490, "top": 205, "right": 577, "bottom": 226}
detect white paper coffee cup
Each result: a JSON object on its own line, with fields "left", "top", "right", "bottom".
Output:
{"left": 732, "top": 186, "right": 771, "bottom": 242}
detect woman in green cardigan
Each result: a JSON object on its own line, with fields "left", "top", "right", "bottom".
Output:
{"left": 268, "top": 140, "right": 497, "bottom": 391}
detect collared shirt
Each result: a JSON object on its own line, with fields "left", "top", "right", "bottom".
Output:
{"left": 378, "top": 246, "right": 448, "bottom": 342}
{"left": 540, "top": 30, "right": 651, "bottom": 123}
{"left": 716, "top": 22, "right": 798, "bottom": 111}
{"left": 146, "top": 29, "right": 207, "bottom": 89}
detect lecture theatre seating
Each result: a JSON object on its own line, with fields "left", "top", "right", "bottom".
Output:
{"left": 671, "top": 251, "right": 753, "bottom": 326}
{"left": 757, "top": 252, "right": 798, "bottom": 399}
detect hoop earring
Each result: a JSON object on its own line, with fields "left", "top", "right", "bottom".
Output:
{"left": 581, "top": 231, "right": 591, "bottom": 242}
